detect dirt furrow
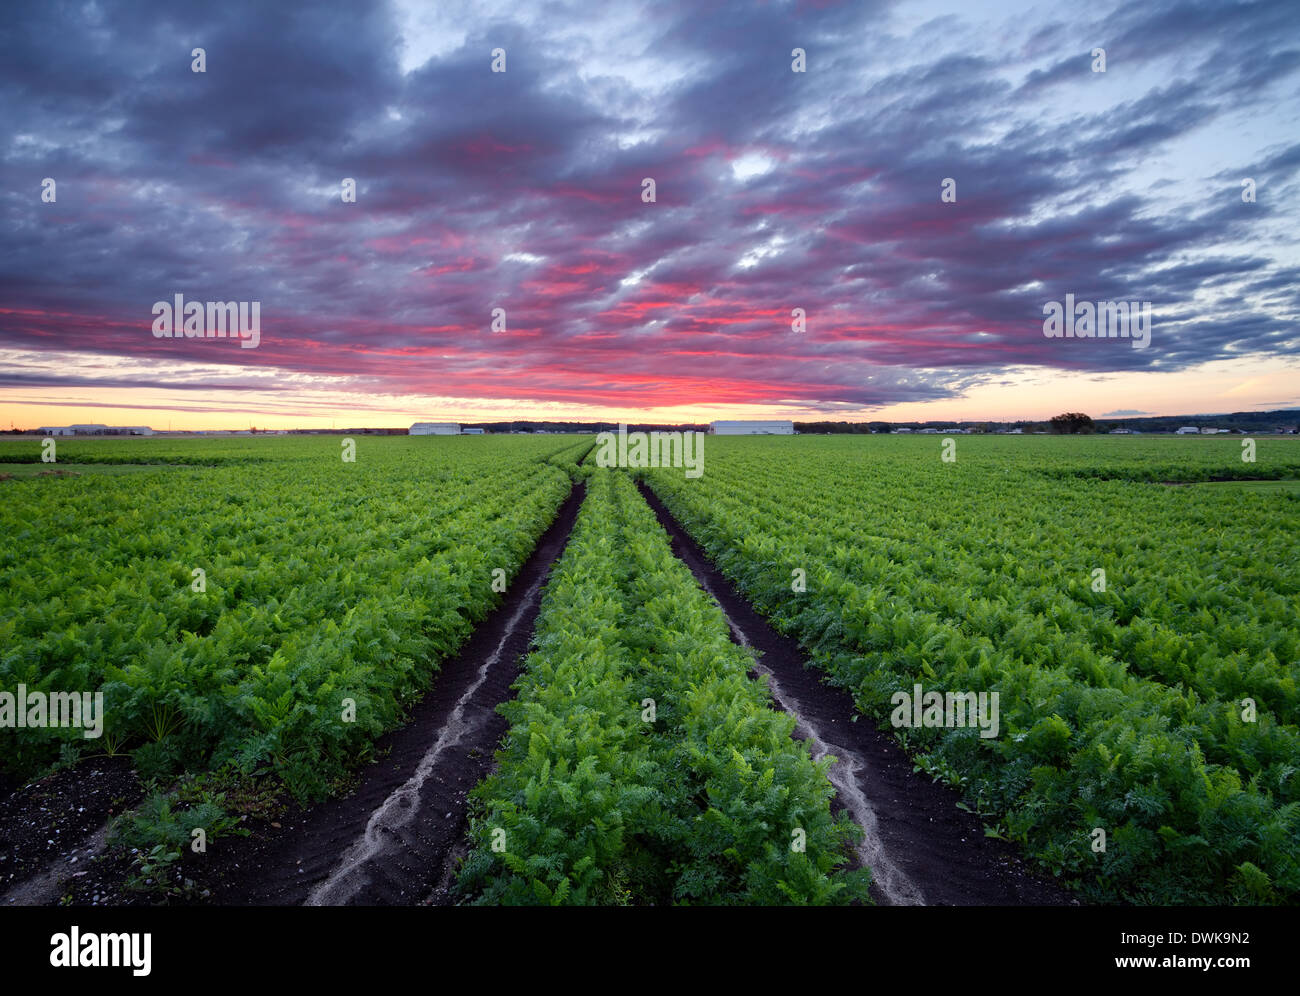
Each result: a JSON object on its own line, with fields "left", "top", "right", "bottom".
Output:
{"left": 305, "top": 573, "right": 546, "bottom": 905}
{"left": 202, "top": 482, "right": 586, "bottom": 906}
{"left": 636, "top": 479, "right": 1076, "bottom": 907}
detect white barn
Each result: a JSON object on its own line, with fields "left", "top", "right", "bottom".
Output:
{"left": 1176, "top": 426, "right": 1200, "bottom": 435}
{"left": 709, "top": 420, "right": 794, "bottom": 435}
{"left": 410, "top": 423, "right": 461, "bottom": 435}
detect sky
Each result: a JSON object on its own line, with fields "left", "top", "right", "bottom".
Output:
{"left": 1, "top": 0, "right": 1298, "bottom": 430}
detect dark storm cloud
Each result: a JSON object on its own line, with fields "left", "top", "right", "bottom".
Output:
{"left": 0, "top": 0, "right": 1297, "bottom": 412}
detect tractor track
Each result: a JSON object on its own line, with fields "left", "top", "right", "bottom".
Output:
{"left": 636, "top": 479, "right": 1077, "bottom": 907}
{"left": 198, "top": 482, "right": 586, "bottom": 906}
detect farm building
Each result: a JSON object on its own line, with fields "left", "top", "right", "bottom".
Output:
{"left": 462, "top": 427, "right": 485, "bottom": 434}
{"left": 410, "top": 423, "right": 460, "bottom": 435}
{"left": 38, "top": 424, "right": 153, "bottom": 436}
{"left": 1176, "top": 426, "right": 1200, "bottom": 435}
{"left": 708, "top": 420, "right": 794, "bottom": 435}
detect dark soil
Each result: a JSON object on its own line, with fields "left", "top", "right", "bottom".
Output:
{"left": 637, "top": 479, "right": 1079, "bottom": 907}
{"left": 0, "top": 756, "right": 143, "bottom": 905}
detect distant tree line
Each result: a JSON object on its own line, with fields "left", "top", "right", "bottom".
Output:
{"left": 794, "top": 409, "right": 1299, "bottom": 435}
{"left": 1049, "top": 413, "right": 1095, "bottom": 434}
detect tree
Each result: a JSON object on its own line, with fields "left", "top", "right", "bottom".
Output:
{"left": 1049, "top": 412, "right": 1095, "bottom": 434}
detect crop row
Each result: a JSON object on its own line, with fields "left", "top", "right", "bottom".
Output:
{"left": 458, "top": 470, "right": 870, "bottom": 905}
{"left": 642, "top": 436, "right": 1300, "bottom": 903}
{"left": 1, "top": 436, "right": 585, "bottom": 799}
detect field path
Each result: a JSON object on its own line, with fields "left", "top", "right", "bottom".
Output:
{"left": 201, "top": 483, "right": 586, "bottom": 906}
{"left": 637, "top": 480, "right": 1075, "bottom": 907}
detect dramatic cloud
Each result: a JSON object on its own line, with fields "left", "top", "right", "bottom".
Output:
{"left": 1, "top": 0, "right": 1297, "bottom": 421}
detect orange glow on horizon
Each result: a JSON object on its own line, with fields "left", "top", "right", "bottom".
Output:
{"left": 2, "top": 350, "right": 1297, "bottom": 432}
